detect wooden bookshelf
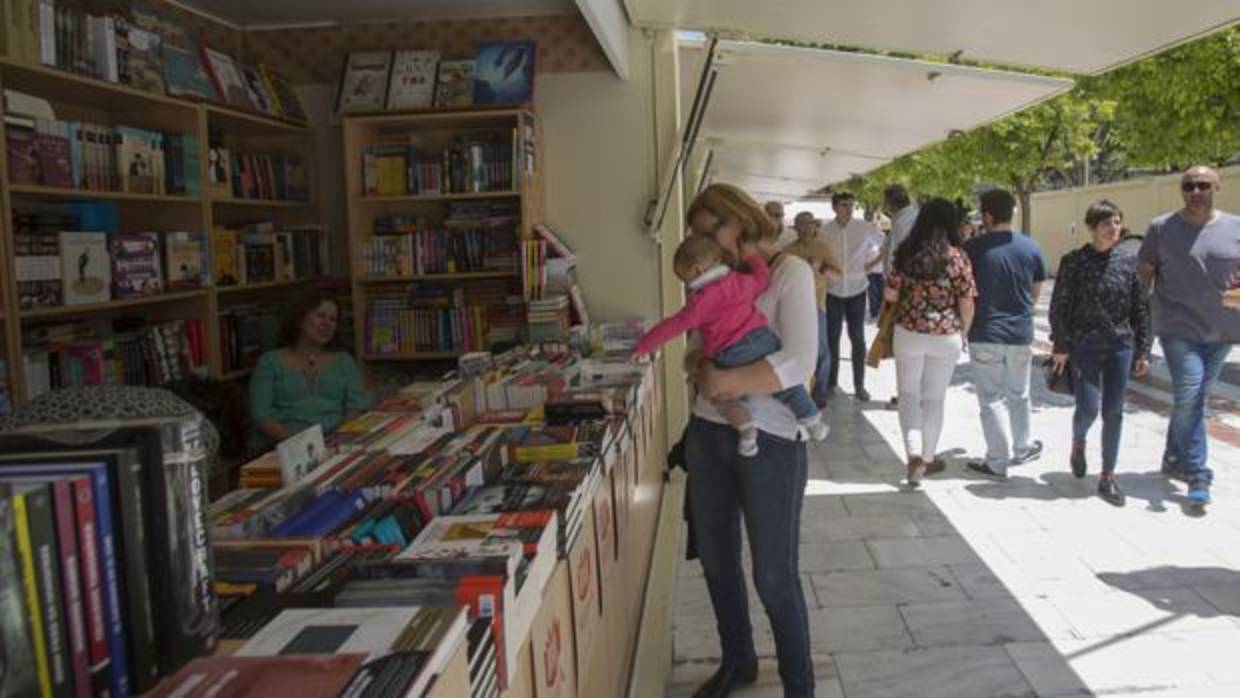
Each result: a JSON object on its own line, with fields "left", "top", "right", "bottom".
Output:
{"left": 0, "top": 59, "right": 321, "bottom": 407}
{"left": 18, "top": 289, "right": 210, "bottom": 319}
{"left": 343, "top": 107, "right": 544, "bottom": 371}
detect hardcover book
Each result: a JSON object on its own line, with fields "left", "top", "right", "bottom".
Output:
{"left": 59, "top": 231, "right": 111, "bottom": 305}
{"left": 260, "top": 65, "right": 307, "bottom": 121}
{"left": 336, "top": 51, "right": 393, "bottom": 113}
{"left": 241, "top": 64, "right": 277, "bottom": 115}
{"left": 387, "top": 50, "right": 440, "bottom": 110}
{"left": 202, "top": 47, "right": 254, "bottom": 110}
{"left": 164, "top": 230, "right": 206, "bottom": 290}
{"left": 0, "top": 483, "right": 38, "bottom": 698}
{"left": 162, "top": 38, "right": 216, "bottom": 100}
{"left": 474, "top": 41, "right": 535, "bottom": 104}
{"left": 276, "top": 425, "right": 327, "bottom": 486}
{"left": 237, "top": 607, "right": 419, "bottom": 656}
{"left": 434, "top": 60, "right": 476, "bottom": 108}
{"left": 148, "top": 654, "right": 366, "bottom": 698}
{"left": 108, "top": 231, "right": 163, "bottom": 298}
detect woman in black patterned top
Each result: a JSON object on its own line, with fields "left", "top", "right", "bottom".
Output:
{"left": 1049, "top": 200, "right": 1152, "bottom": 506}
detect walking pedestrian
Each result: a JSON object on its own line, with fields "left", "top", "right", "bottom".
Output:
{"left": 1138, "top": 165, "right": 1240, "bottom": 508}
{"left": 784, "top": 211, "right": 843, "bottom": 407}
{"left": 822, "top": 191, "right": 879, "bottom": 402}
{"left": 878, "top": 184, "right": 919, "bottom": 410}
{"left": 964, "top": 188, "right": 1049, "bottom": 479}
{"left": 1048, "top": 200, "right": 1152, "bottom": 506}
{"left": 885, "top": 199, "right": 977, "bottom": 486}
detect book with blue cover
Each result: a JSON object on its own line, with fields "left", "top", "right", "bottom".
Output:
{"left": 474, "top": 41, "right": 535, "bottom": 104}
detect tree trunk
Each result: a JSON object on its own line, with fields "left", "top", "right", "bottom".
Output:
{"left": 1017, "top": 187, "right": 1033, "bottom": 235}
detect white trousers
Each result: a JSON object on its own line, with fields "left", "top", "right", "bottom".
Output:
{"left": 893, "top": 326, "right": 963, "bottom": 460}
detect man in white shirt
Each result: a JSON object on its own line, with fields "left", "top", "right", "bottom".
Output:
{"left": 765, "top": 200, "right": 799, "bottom": 249}
{"left": 822, "top": 191, "right": 879, "bottom": 401}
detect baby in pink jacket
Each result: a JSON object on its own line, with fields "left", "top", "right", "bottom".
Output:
{"left": 632, "top": 236, "right": 828, "bottom": 455}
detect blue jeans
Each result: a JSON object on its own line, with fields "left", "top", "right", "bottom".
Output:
{"left": 685, "top": 417, "right": 813, "bottom": 696}
{"left": 715, "top": 327, "right": 818, "bottom": 420}
{"left": 1160, "top": 337, "right": 1232, "bottom": 485}
{"left": 813, "top": 310, "right": 831, "bottom": 403}
{"left": 969, "top": 342, "right": 1034, "bottom": 474}
{"left": 1070, "top": 337, "right": 1133, "bottom": 474}
{"left": 867, "top": 273, "right": 885, "bottom": 319}
{"left": 826, "top": 292, "right": 867, "bottom": 391}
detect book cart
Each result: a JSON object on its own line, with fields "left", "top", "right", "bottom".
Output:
{"left": 0, "top": 57, "right": 320, "bottom": 408}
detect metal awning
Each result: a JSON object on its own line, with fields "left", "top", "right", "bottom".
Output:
{"left": 680, "top": 40, "right": 1073, "bottom": 199}
{"left": 632, "top": 0, "right": 1238, "bottom": 75}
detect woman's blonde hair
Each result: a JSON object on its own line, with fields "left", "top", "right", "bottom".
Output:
{"left": 687, "top": 183, "right": 778, "bottom": 245}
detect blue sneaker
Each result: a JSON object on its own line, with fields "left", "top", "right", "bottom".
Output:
{"left": 1186, "top": 482, "right": 1212, "bottom": 507}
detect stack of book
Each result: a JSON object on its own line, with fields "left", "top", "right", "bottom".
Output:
{"left": 22, "top": 318, "right": 207, "bottom": 399}
{"left": 361, "top": 227, "right": 518, "bottom": 278}
{"left": 5, "top": 2, "right": 306, "bottom": 120}
{"left": 361, "top": 135, "right": 515, "bottom": 196}
{"left": 218, "top": 304, "right": 285, "bottom": 375}
{"left": 364, "top": 287, "right": 488, "bottom": 356}
{"left": 5, "top": 91, "right": 201, "bottom": 195}
{"left": 210, "top": 223, "right": 326, "bottom": 287}
{"left": 0, "top": 413, "right": 218, "bottom": 695}
{"left": 207, "top": 130, "right": 310, "bottom": 201}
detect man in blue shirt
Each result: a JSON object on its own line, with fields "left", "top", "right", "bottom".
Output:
{"left": 964, "top": 189, "right": 1048, "bottom": 478}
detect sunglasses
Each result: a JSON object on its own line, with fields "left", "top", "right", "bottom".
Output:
{"left": 1181, "top": 181, "right": 1214, "bottom": 193}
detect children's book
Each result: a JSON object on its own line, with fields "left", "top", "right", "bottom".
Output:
{"left": 336, "top": 51, "right": 393, "bottom": 113}
{"left": 59, "top": 232, "right": 111, "bottom": 305}
{"left": 474, "top": 41, "right": 535, "bottom": 104}
{"left": 434, "top": 60, "right": 476, "bottom": 108}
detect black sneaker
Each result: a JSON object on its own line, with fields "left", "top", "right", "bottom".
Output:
{"left": 967, "top": 462, "right": 1007, "bottom": 479}
{"left": 1071, "top": 443, "right": 1087, "bottom": 479}
{"left": 1097, "top": 477, "right": 1125, "bottom": 507}
{"left": 1012, "top": 440, "right": 1044, "bottom": 465}
{"left": 1161, "top": 457, "right": 1188, "bottom": 483}
{"left": 855, "top": 387, "right": 871, "bottom": 402}
{"left": 691, "top": 661, "right": 759, "bottom": 698}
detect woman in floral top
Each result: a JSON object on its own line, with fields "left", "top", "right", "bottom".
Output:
{"left": 1049, "top": 200, "right": 1152, "bottom": 506}
{"left": 884, "top": 198, "right": 977, "bottom": 485}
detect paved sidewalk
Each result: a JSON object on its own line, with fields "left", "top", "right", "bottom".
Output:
{"left": 667, "top": 301, "right": 1240, "bottom": 697}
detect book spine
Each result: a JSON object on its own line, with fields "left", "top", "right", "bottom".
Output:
{"left": 70, "top": 477, "right": 112, "bottom": 696}
{"left": 13, "top": 491, "right": 55, "bottom": 698}
{"left": 83, "top": 468, "right": 130, "bottom": 697}
{"left": 114, "top": 453, "right": 156, "bottom": 691}
{"left": 24, "top": 484, "right": 74, "bottom": 698}
{"left": 52, "top": 480, "right": 91, "bottom": 698}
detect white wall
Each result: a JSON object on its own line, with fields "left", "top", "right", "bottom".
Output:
{"left": 536, "top": 29, "right": 663, "bottom": 321}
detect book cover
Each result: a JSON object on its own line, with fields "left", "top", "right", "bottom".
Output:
{"left": 0, "top": 483, "right": 38, "bottom": 698}
{"left": 148, "top": 654, "right": 366, "bottom": 698}
{"left": 34, "top": 123, "right": 73, "bottom": 188}
{"left": 116, "top": 127, "right": 158, "bottom": 194}
{"left": 207, "top": 143, "right": 231, "bottom": 196}
{"left": 164, "top": 230, "right": 205, "bottom": 290}
{"left": 237, "top": 607, "right": 419, "bottom": 656}
{"left": 202, "top": 46, "right": 254, "bottom": 110}
{"left": 474, "top": 41, "right": 535, "bottom": 105}
{"left": 434, "top": 59, "right": 476, "bottom": 108}
{"left": 108, "top": 230, "right": 163, "bottom": 297}
{"left": 51, "top": 479, "right": 92, "bottom": 698}
{"left": 275, "top": 425, "right": 327, "bottom": 486}
{"left": 69, "top": 475, "right": 113, "bottom": 695}
{"left": 162, "top": 38, "right": 216, "bottom": 99}
{"left": 210, "top": 227, "right": 240, "bottom": 286}
{"left": 9, "top": 482, "right": 73, "bottom": 698}
{"left": 336, "top": 51, "right": 392, "bottom": 113}
{"left": 387, "top": 49, "right": 440, "bottom": 110}
{"left": 59, "top": 231, "right": 111, "bottom": 305}
{"left": 241, "top": 64, "right": 276, "bottom": 115}
{"left": 117, "top": 20, "right": 165, "bottom": 94}
{"left": 260, "top": 64, "right": 306, "bottom": 122}
{"left": 10, "top": 489, "right": 54, "bottom": 698}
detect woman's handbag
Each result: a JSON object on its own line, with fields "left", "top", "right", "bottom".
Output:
{"left": 1042, "top": 356, "right": 1074, "bottom": 396}
{"left": 866, "top": 300, "right": 897, "bottom": 368}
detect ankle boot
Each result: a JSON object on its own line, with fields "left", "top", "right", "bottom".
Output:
{"left": 1070, "top": 441, "right": 1087, "bottom": 478}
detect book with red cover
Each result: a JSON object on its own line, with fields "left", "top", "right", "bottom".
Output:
{"left": 148, "top": 654, "right": 366, "bottom": 698}
{"left": 70, "top": 476, "right": 112, "bottom": 694}
{"left": 51, "top": 479, "right": 92, "bottom": 698}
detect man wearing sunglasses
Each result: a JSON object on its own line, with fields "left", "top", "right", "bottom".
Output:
{"left": 1138, "top": 166, "right": 1240, "bottom": 508}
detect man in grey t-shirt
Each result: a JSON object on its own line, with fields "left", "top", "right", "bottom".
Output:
{"left": 1138, "top": 165, "right": 1240, "bottom": 508}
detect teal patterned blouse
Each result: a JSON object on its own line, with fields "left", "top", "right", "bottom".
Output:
{"left": 249, "top": 350, "right": 371, "bottom": 441}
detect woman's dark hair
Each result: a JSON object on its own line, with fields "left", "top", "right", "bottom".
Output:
{"left": 894, "top": 198, "right": 961, "bottom": 280}
{"left": 280, "top": 290, "right": 341, "bottom": 348}
{"left": 1084, "top": 199, "right": 1123, "bottom": 229}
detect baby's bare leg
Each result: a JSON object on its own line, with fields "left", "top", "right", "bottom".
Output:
{"left": 714, "top": 398, "right": 759, "bottom": 456}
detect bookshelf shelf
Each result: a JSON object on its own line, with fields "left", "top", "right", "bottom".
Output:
{"left": 0, "top": 57, "right": 196, "bottom": 115}
{"left": 215, "top": 278, "right": 315, "bottom": 296}
{"left": 358, "top": 272, "right": 518, "bottom": 283}
{"left": 210, "top": 197, "right": 313, "bottom": 208}
{"left": 362, "top": 352, "right": 464, "bottom": 361}
{"left": 204, "top": 104, "right": 310, "bottom": 133}
{"left": 352, "top": 191, "right": 520, "bottom": 204}
{"left": 18, "top": 289, "right": 209, "bottom": 320}
{"left": 8, "top": 184, "right": 202, "bottom": 204}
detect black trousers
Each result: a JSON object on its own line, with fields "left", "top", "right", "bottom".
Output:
{"left": 826, "top": 291, "right": 868, "bottom": 391}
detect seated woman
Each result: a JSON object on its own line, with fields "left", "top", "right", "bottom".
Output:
{"left": 249, "top": 291, "right": 371, "bottom": 446}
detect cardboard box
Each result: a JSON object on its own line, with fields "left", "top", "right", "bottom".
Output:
{"left": 501, "top": 636, "right": 535, "bottom": 698}
{"left": 568, "top": 484, "right": 602, "bottom": 686}
{"left": 427, "top": 639, "right": 470, "bottom": 698}
{"left": 593, "top": 466, "right": 619, "bottom": 569}
{"left": 530, "top": 561, "right": 577, "bottom": 698}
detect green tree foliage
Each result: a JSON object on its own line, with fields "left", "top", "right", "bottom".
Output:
{"left": 840, "top": 27, "right": 1239, "bottom": 230}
